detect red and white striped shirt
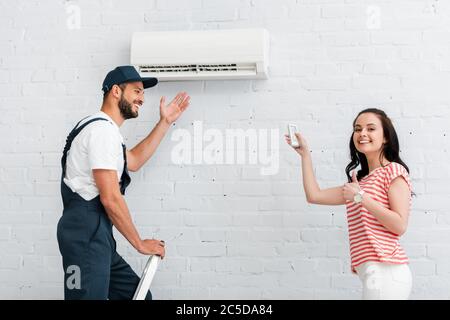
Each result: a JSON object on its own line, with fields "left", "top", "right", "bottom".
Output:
{"left": 346, "top": 162, "right": 412, "bottom": 273}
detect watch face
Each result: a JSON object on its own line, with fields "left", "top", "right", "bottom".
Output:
{"left": 354, "top": 193, "right": 362, "bottom": 203}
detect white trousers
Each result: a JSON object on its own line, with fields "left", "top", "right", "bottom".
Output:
{"left": 355, "top": 261, "right": 412, "bottom": 300}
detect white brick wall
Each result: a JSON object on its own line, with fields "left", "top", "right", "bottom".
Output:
{"left": 1, "top": 0, "right": 449, "bottom": 299}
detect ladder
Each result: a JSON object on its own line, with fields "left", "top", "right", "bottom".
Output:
{"left": 133, "top": 255, "right": 161, "bottom": 300}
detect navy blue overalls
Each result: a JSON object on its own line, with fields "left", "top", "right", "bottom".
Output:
{"left": 57, "top": 117, "right": 151, "bottom": 300}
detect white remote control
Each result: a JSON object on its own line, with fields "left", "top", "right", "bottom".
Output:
{"left": 288, "top": 124, "right": 300, "bottom": 148}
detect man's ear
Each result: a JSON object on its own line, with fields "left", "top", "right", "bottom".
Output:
{"left": 111, "top": 84, "right": 122, "bottom": 99}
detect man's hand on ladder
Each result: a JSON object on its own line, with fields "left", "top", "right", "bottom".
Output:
{"left": 137, "top": 239, "right": 165, "bottom": 259}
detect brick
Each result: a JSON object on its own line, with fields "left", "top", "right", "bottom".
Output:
{"left": 0, "top": 70, "right": 10, "bottom": 83}
{"left": 0, "top": 286, "right": 22, "bottom": 299}
{"left": 20, "top": 197, "right": 62, "bottom": 211}
{"left": 279, "top": 273, "right": 331, "bottom": 289}
{"left": 0, "top": 255, "right": 22, "bottom": 270}
{"left": 312, "top": 18, "right": 344, "bottom": 32}
{"left": 1, "top": 168, "right": 27, "bottom": 182}
{"left": 134, "top": 212, "right": 183, "bottom": 227}
{"left": 258, "top": 197, "right": 306, "bottom": 211}
{"left": 263, "top": 259, "right": 294, "bottom": 272}
{"left": 321, "top": 5, "right": 362, "bottom": 18}
{"left": 371, "top": 31, "right": 422, "bottom": 45}
{"left": 12, "top": 226, "right": 53, "bottom": 242}
{"left": 260, "top": 213, "right": 284, "bottom": 227}
{"left": 214, "top": 257, "right": 240, "bottom": 272}
{"left": 289, "top": 5, "right": 320, "bottom": 19}
{"left": 184, "top": 213, "right": 231, "bottom": 227}
{"left": 175, "top": 182, "right": 223, "bottom": 195}
{"left": 224, "top": 182, "right": 271, "bottom": 196}
{"left": 199, "top": 229, "right": 226, "bottom": 242}
{"left": 283, "top": 213, "right": 333, "bottom": 227}
{"left": 331, "top": 274, "right": 361, "bottom": 289}
{"left": 0, "top": 84, "right": 21, "bottom": 97}
{"left": 101, "top": 13, "right": 144, "bottom": 25}
{"left": 250, "top": 229, "right": 299, "bottom": 242}
{"left": 129, "top": 182, "right": 174, "bottom": 195}
{"left": 145, "top": 11, "right": 189, "bottom": 23}
{"left": 176, "top": 244, "right": 226, "bottom": 257}
{"left": 315, "top": 288, "right": 359, "bottom": 300}
{"left": 351, "top": 75, "right": 402, "bottom": 90}
{"left": 227, "top": 244, "right": 277, "bottom": 257}
{"left": 317, "top": 259, "right": 343, "bottom": 274}
{"left": 0, "top": 28, "right": 24, "bottom": 41}
{"left": 155, "top": 0, "right": 202, "bottom": 10}
{"left": 0, "top": 183, "right": 34, "bottom": 196}
{"left": 210, "top": 287, "right": 261, "bottom": 299}
{"left": 191, "top": 8, "right": 238, "bottom": 22}
{"left": 0, "top": 242, "right": 34, "bottom": 255}
{"left": 226, "top": 229, "right": 250, "bottom": 242}
{"left": 0, "top": 227, "right": 11, "bottom": 240}
{"left": 436, "top": 260, "right": 450, "bottom": 276}
{"left": 31, "top": 69, "right": 54, "bottom": 82}
{"left": 427, "top": 244, "right": 450, "bottom": 260}
{"left": 410, "top": 259, "right": 436, "bottom": 276}
{"left": 221, "top": 273, "right": 278, "bottom": 287}
{"left": 302, "top": 228, "right": 347, "bottom": 243}
{"left": 189, "top": 257, "right": 215, "bottom": 272}
{"left": 299, "top": 76, "right": 350, "bottom": 91}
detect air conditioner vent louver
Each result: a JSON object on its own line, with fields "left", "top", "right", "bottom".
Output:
{"left": 139, "top": 63, "right": 256, "bottom": 75}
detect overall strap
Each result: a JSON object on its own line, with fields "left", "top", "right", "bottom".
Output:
{"left": 61, "top": 117, "right": 109, "bottom": 178}
{"left": 119, "top": 143, "right": 131, "bottom": 195}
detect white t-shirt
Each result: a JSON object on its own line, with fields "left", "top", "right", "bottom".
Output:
{"left": 63, "top": 111, "right": 125, "bottom": 201}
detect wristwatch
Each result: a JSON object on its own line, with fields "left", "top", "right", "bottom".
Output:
{"left": 353, "top": 190, "right": 365, "bottom": 203}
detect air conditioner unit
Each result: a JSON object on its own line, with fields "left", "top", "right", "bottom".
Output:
{"left": 130, "top": 28, "right": 269, "bottom": 81}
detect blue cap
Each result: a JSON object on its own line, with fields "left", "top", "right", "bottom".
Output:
{"left": 102, "top": 66, "right": 158, "bottom": 93}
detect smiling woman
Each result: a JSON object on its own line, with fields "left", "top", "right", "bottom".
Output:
{"left": 285, "top": 108, "right": 413, "bottom": 300}
{"left": 346, "top": 108, "right": 410, "bottom": 183}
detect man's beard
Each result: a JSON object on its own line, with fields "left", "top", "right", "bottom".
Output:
{"left": 118, "top": 94, "right": 138, "bottom": 119}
